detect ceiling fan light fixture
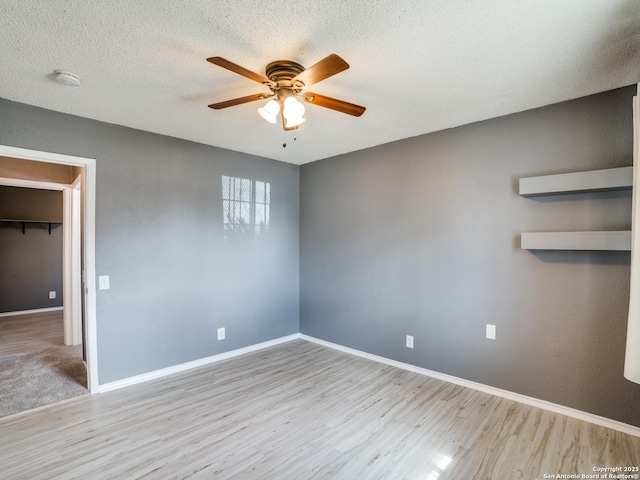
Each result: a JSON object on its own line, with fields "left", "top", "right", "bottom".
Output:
{"left": 283, "top": 97, "right": 305, "bottom": 120}
{"left": 258, "top": 99, "right": 280, "bottom": 124}
{"left": 282, "top": 97, "right": 305, "bottom": 128}
{"left": 208, "top": 54, "right": 365, "bottom": 131}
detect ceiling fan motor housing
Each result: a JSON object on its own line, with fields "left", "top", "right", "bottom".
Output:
{"left": 265, "top": 61, "right": 305, "bottom": 84}
{"left": 265, "top": 61, "right": 306, "bottom": 99}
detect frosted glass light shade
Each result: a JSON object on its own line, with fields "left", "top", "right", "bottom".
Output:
{"left": 258, "top": 99, "right": 280, "bottom": 124}
{"left": 283, "top": 97, "right": 305, "bottom": 120}
{"left": 285, "top": 116, "right": 305, "bottom": 128}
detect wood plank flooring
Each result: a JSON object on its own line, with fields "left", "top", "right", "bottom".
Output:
{"left": 0, "top": 310, "right": 68, "bottom": 355}
{"left": 0, "top": 340, "right": 638, "bottom": 479}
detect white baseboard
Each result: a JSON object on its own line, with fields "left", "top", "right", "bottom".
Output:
{"left": 300, "top": 334, "right": 640, "bottom": 438}
{"left": 0, "top": 306, "right": 63, "bottom": 318}
{"left": 98, "top": 334, "right": 301, "bottom": 393}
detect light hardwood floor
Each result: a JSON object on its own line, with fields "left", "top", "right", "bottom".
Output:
{"left": 0, "top": 310, "right": 72, "bottom": 356}
{"left": 0, "top": 340, "right": 638, "bottom": 479}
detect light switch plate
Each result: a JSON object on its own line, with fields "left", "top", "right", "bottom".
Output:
{"left": 486, "top": 324, "right": 496, "bottom": 340}
{"left": 98, "top": 275, "right": 110, "bottom": 290}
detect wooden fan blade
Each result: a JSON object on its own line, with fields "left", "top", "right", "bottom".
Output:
{"left": 291, "top": 54, "right": 349, "bottom": 87}
{"left": 207, "top": 57, "right": 274, "bottom": 86}
{"left": 208, "top": 93, "right": 272, "bottom": 109}
{"left": 302, "top": 93, "right": 366, "bottom": 117}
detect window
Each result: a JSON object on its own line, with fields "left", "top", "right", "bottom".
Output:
{"left": 221, "top": 175, "right": 270, "bottom": 236}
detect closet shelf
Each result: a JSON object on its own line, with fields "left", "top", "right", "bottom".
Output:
{"left": 519, "top": 166, "right": 632, "bottom": 196}
{"left": 1, "top": 219, "right": 62, "bottom": 223}
{"left": 1, "top": 219, "right": 62, "bottom": 235}
{"left": 521, "top": 231, "right": 631, "bottom": 251}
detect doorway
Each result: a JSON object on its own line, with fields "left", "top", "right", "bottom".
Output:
{"left": 0, "top": 145, "right": 98, "bottom": 394}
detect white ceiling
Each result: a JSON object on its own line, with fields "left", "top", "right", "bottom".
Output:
{"left": 1, "top": 0, "right": 639, "bottom": 165}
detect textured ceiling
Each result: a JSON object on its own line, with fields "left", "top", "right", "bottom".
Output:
{"left": 1, "top": 0, "right": 639, "bottom": 164}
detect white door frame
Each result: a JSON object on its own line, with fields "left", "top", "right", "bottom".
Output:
{"left": 67, "top": 176, "right": 82, "bottom": 346}
{"left": 61, "top": 176, "right": 83, "bottom": 346}
{"left": 0, "top": 145, "right": 98, "bottom": 392}
{"left": 0, "top": 176, "right": 79, "bottom": 344}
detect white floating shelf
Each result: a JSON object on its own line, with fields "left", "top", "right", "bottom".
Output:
{"left": 519, "top": 166, "right": 632, "bottom": 196}
{"left": 521, "top": 231, "right": 631, "bottom": 251}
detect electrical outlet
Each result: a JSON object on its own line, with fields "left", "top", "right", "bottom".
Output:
{"left": 486, "top": 324, "right": 496, "bottom": 340}
{"left": 217, "top": 327, "right": 226, "bottom": 340}
{"left": 406, "top": 335, "right": 414, "bottom": 349}
{"left": 49, "top": 291, "right": 56, "bottom": 299}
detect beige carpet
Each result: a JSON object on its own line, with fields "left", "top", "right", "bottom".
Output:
{"left": 0, "top": 345, "right": 88, "bottom": 417}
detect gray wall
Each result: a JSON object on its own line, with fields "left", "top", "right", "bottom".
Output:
{"left": 300, "top": 86, "right": 640, "bottom": 427}
{"left": 0, "top": 98, "right": 300, "bottom": 384}
{"left": 0, "top": 187, "right": 64, "bottom": 311}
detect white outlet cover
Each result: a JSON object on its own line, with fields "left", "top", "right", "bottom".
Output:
{"left": 486, "top": 324, "right": 497, "bottom": 340}
{"left": 217, "top": 327, "right": 225, "bottom": 340}
{"left": 406, "top": 335, "right": 414, "bottom": 349}
{"left": 98, "top": 275, "right": 110, "bottom": 290}
{"left": 49, "top": 291, "right": 56, "bottom": 299}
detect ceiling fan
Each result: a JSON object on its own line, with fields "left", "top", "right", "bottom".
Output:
{"left": 207, "top": 54, "right": 366, "bottom": 131}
